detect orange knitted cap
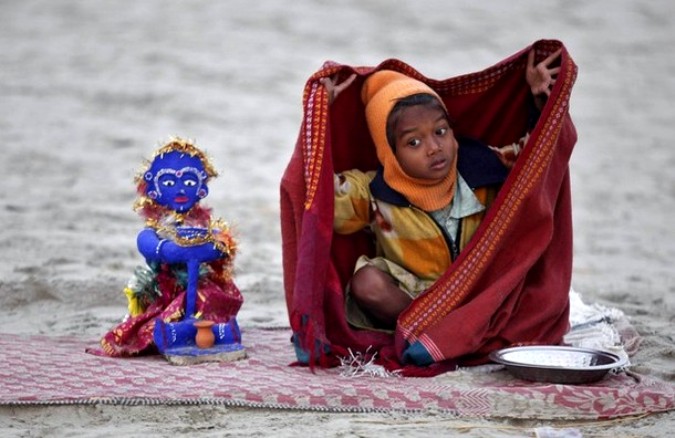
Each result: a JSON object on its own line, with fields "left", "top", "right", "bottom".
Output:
{"left": 361, "top": 70, "right": 455, "bottom": 211}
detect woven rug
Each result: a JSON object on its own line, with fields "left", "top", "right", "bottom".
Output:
{"left": 1, "top": 327, "right": 673, "bottom": 419}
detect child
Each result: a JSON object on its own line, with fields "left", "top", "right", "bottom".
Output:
{"left": 323, "top": 49, "right": 561, "bottom": 331}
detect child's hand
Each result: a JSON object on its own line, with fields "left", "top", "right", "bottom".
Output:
{"left": 526, "top": 48, "right": 561, "bottom": 108}
{"left": 320, "top": 73, "right": 357, "bottom": 105}
{"left": 488, "top": 133, "right": 529, "bottom": 169}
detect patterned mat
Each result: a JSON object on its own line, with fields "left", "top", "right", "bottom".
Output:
{"left": 1, "top": 328, "right": 672, "bottom": 419}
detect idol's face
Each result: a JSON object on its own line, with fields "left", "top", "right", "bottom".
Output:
{"left": 145, "top": 152, "right": 208, "bottom": 213}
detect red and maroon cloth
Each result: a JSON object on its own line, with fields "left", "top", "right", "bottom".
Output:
{"left": 281, "top": 40, "right": 577, "bottom": 375}
{"left": 96, "top": 270, "right": 242, "bottom": 357}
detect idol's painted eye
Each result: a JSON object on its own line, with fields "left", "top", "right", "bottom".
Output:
{"left": 184, "top": 180, "right": 197, "bottom": 187}
{"left": 162, "top": 180, "right": 176, "bottom": 187}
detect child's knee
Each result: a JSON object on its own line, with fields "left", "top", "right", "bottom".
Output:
{"left": 350, "top": 266, "right": 391, "bottom": 307}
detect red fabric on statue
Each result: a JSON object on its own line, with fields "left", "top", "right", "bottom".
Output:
{"left": 281, "top": 40, "right": 577, "bottom": 374}
{"left": 98, "top": 267, "right": 243, "bottom": 357}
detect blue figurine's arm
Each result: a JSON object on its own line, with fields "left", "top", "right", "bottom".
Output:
{"left": 137, "top": 228, "right": 225, "bottom": 264}
{"left": 137, "top": 228, "right": 163, "bottom": 263}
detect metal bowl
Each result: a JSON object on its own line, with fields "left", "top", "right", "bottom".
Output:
{"left": 489, "top": 346, "right": 626, "bottom": 384}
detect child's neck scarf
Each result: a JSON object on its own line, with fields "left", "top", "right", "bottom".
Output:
{"left": 382, "top": 150, "right": 457, "bottom": 212}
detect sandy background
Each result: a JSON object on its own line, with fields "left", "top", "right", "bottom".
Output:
{"left": 0, "top": 0, "right": 673, "bottom": 436}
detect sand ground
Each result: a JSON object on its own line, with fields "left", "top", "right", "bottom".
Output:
{"left": 0, "top": 0, "right": 673, "bottom": 436}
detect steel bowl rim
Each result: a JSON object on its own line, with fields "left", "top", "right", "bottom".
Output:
{"left": 489, "top": 345, "right": 627, "bottom": 371}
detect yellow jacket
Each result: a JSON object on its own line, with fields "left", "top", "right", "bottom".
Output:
{"left": 333, "top": 136, "right": 507, "bottom": 281}
{"left": 334, "top": 168, "right": 498, "bottom": 281}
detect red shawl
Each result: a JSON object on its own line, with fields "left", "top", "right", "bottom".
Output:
{"left": 281, "top": 40, "right": 577, "bottom": 375}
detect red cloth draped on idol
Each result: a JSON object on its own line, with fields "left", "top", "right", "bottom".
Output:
{"left": 281, "top": 40, "right": 577, "bottom": 376}
{"left": 95, "top": 137, "right": 245, "bottom": 364}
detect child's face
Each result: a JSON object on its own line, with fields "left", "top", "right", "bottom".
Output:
{"left": 392, "top": 105, "right": 457, "bottom": 180}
